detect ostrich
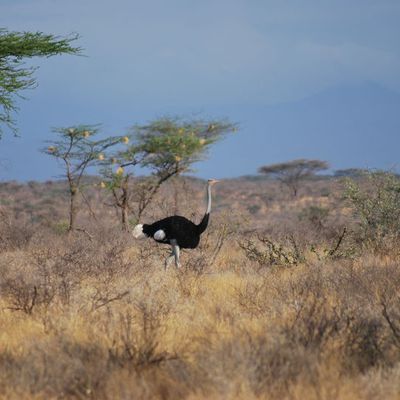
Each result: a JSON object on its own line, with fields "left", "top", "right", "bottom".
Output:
{"left": 132, "top": 179, "right": 220, "bottom": 269}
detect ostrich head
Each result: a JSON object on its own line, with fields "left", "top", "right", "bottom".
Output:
{"left": 207, "top": 179, "right": 220, "bottom": 186}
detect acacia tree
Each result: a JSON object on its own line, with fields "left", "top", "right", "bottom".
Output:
{"left": 100, "top": 116, "right": 237, "bottom": 230}
{"left": 43, "top": 125, "right": 123, "bottom": 233}
{"left": 334, "top": 168, "right": 368, "bottom": 178}
{"left": 0, "top": 29, "right": 81, "bottom": 136}
{"left": 258, "top": 159, "right": 329, "bottom": 197}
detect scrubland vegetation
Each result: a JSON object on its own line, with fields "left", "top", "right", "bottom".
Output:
{"left": 1, "top": 172, "right": 400, "bottom": 399}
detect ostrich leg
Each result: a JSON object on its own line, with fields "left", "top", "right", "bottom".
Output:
{"left": 165, "top": 239, "right": 180, "bottom": 270}
{"left": 173, "top": 244, "right": 181, "bottom": 268}
{"left": 170, "top": 239, "right": 181, "bottom": 268}
{"left": 164, "top": 250, "right": 175, "bottom": 270}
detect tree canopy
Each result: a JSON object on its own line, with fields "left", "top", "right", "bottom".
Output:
{"left": 129, "top": 116, "right": 237, "bottom": 177}
{"left": 334, "top": 168, "right": 369, "bottom": 178}
{"left": 0, "top": 29, "right": 81, "bottom": 136}
{"left": 259, "top": 159, "right": 329, "bottom": 197}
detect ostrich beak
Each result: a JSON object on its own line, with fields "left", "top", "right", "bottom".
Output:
{"left": 208, "top": 179, "right": 220, "bottom": 185}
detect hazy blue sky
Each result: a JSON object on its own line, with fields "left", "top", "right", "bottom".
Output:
{"left": 1, "top": 0, "right": 400, "bottom": 180}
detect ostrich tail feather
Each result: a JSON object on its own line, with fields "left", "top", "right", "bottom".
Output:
{"left": 132, "top": 224, "right": 146, "bottom": 239}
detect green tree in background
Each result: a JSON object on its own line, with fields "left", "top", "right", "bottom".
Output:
{"left": 334, "top": 168, "right": 368, "bottom": 178}
{"left": 259, "top": 159, "right": 329, "bottom": 197}
{"left": 0, "top": 29, "right": 81, "bottom": 136}
{"left": 345, "top": 171, "right": 400, "bottom": 249}
{"left": 43, "top": 126, "right": 123, "bottom": 233}
{"left": 100, "top": 116, "right": 237, "bottom": 230}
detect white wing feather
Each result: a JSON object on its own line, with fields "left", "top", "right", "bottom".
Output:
{"left": 154, "top": 229, "right": 166, "bottom": 240}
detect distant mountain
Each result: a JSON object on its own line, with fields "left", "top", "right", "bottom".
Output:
{"left": 202, "top": 81, "right": 400, "bottom": 178}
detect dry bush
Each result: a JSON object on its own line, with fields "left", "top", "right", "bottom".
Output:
{"left": 239, "top": 234, "right": 305, "bottom": 269}
{"left": 0, "top": 338, "right": 107, "bottom": 398}
{"left": 191, "top": 329, "right": 318, "bottom": 398}
{"left": 0, "top": 207, "right": 34, "bottom": 251}
{"left": 240, "top": 226, "right": 352, "bottom": 272}
{"left": 107, "top": 302, "right": 176, "bottom": 370}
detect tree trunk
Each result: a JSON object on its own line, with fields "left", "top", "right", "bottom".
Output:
{"left": 173, "top": 176, "right": 180, "bottom": 214}
{"left": 120, "top": 178, "right": 129, "bottom": 231}
{"left": 121, "top": 204, "right": 129, "bottom": 231}
{"left": 68, "top": 187, "right": 78, "bottom": 232}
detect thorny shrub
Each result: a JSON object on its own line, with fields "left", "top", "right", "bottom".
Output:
{"left": 345, "top": 171, "right": 400, "bottom": 252}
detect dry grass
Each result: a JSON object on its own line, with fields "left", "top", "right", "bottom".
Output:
{"left": 0, "top": 176, "right": 400, "bottom": 399}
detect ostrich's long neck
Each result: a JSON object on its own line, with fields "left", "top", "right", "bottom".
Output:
{"left": 197, "top": 183, "right": 212, "bottom": 234}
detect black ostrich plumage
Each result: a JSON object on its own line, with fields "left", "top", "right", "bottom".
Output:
{"left": 142, "top": 213, "right": 209, "bottom": 249}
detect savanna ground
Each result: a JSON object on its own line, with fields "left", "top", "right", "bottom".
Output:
{"left": 1, "top": 175, "right": 400, "bottom": 399}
